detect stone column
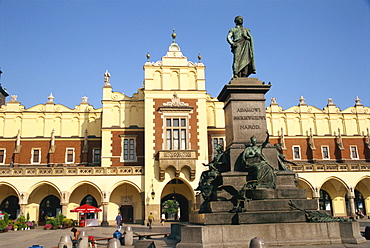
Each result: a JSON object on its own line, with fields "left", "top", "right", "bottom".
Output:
{"left": 101, "top": 202, "right": 109, "bottom": 226}
{"left": 313, "top": 187, "right": 320, "bottom": 210}
{"left": 19, "top": 204, "right": 27, "bottom": 216}
{"left": 141, "top": 192, "right": 146, "bottom": 225}
{"left": 61, "top": 203, "right": 68, "bottom": 217}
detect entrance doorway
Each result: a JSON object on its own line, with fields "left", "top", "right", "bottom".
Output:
{"left": 120, "top": 205, "right": 133, "bottom": 223}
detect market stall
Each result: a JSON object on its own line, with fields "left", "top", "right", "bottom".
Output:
{"left": 70, "top": 204, "right": 102, "bottom": 227}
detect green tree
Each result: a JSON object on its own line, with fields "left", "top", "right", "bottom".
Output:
{"left": 162, "top": 200, "right": 179, "bottom": 219}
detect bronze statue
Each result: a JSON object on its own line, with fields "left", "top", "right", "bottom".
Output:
{"left": 196, "top": 144, "right": 225, "bottom": 212}
{"left": 242, "top": 132, "right": 277, "bottom": 189}
{"left": 227, "top": 16, "right": 256, "bottom": 78}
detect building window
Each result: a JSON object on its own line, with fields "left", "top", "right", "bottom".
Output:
{"left": 93, "top": 149, "right": 101, "bottom": 163}
{"left": 321, "top": 146, "right": 330, "bottom": 160}
{"left": 165, "top": 117, "right": 188, "bottom": 150}
{"left": 0, "top": 149, "right": 5, "bottom": 164}
{"left": 212, "top": 137, "right": 224, "bottom": 157}
{"left": 120, "top": 136, "right": 137, "bottom": 162}
{"left": 31, "top": 149, "right": 41, "bottom": 164}
{"left": 292, "top": 146, "right": 301, "bottom": 160}
{"left": 350, "top": 146, "right": 359, "bottom": 159}
{"left": 65, "top": 148, "right": 75, "bottom": 163}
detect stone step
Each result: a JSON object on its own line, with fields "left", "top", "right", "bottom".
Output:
{"left": 246, "top": 188, "right": 307, "bottom": 199}
{"left": 190, "top": 210, "right": 307, "bottom": 225}
{"left": 210, "top": 198, "right": 318, "bottom": 212}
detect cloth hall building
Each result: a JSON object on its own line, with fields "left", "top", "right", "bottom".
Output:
{"left": 0, "top": 38, "right": 369, "bottom": 226}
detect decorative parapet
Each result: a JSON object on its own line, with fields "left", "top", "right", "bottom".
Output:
{"left": 0, "top": 166, "right": 143, "bottom": 177}
{"left": 157, "top": 150, "right": 197, "bottom": 182}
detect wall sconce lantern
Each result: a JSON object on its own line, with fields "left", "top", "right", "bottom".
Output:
{"left": 4, "top": 200, "right": 9, "bottom": 208}
{"left": 103, "top": 192, "right": 107, "bottom": 199}
{"left": 151, "top": 189, "right": 155, "bottom": 200}
{"left": 20, "top": 193, "right": 24, "bottom": 200}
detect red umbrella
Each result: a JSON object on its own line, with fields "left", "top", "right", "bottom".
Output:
{"left": 70, "top": 204, "right": 102, "bottom": 213}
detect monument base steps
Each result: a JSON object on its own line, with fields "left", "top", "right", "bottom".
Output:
{"left": 173, "top": 221, "right": 365, "bottom": 248}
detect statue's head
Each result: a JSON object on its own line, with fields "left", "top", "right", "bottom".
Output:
{"left": 215, "top": 144, "right": 223, "bottom": 153}
{"left": 274, "top": 143, "right": 282, "bottom": 150}
{"left": 234, "top": 16, "right": 243, "bottom": 25}
{"left": 250, "top": 135, "right": 257, "bottom": 145}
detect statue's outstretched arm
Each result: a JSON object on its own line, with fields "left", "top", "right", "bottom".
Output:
{"left": 262, "top": 131, "right": 269, "bottom": 148}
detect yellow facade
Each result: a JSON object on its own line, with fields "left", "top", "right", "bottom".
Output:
{"left": 0, "top": 38, "right": 369, "bottom": 227}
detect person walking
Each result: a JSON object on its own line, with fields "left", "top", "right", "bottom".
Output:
{"left": 148, "top": 212, "right": 154, "bottom": 229}
{"left": 160, "top": 213, "right": 166, "bottom": 225}
{"left": 116, "top": 212, "right": 122, "bottom": 231}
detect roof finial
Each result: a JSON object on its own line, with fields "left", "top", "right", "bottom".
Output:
{"left": 48, "top": 93, "right": 54, "bottom": 103}
{"left": 172, "top": 29, "right": 177, "bottom": 43}
{"left": 198, "top": 52, "right": 202, "bottom": 62}
{"left": 146, "top": 51, "right": 151, "bottom": 62}
{"left": 355, "top": 96, "right": 363, "bottom": 106}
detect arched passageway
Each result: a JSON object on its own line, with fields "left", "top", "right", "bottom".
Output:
{"left": 39, "top": 195, "right": 61, "bottom": 225}
{"left": 161, "top": 178, "right": 193, "bottom": 222}
{"left": 161, "top": 193, "right": 189, "bottom": 222}
{"left": 1, "top": 195, "right": 19, "bottom": 219}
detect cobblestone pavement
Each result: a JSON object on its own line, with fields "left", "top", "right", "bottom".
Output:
{"left": 0, "top": 220, "right": 369, "bottom": 248}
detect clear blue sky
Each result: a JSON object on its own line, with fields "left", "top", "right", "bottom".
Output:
{"left": 1, "top": 0, "right": 369, "bottom": 110}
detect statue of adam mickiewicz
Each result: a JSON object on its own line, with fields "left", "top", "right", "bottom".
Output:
{"left": 227, "top": 16, "right": 256, "bottom": 78}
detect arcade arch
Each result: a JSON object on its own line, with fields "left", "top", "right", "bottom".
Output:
{"left": 0, "top": 183, "right": 20, "bottom": 219}
{"left": 297, "top": 178, "right": 314, "bottom": 199}
{"left": 68, "top": 182, "right": 103, "bottom": 223}
{"left": 110, "top": 181, "right": 142, "bottom": 224}
{"left": 27, "top": 182, "right": 61, "bottom": 225}
{"left": 320, "top": 177, "right": 348, "bottom": 217}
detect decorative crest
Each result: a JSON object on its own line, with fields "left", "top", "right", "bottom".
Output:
{"left": 163, "top": 92, "right": 189, "bottom": 107}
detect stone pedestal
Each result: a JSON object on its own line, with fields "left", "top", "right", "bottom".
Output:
{"left": 218, "top": 78, "right": 271, "bottom": 170}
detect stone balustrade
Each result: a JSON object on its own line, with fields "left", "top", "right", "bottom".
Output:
{"left": 0, "top": 166, "right": 143, "bottom": 177}
{"left": 289, "top": 162, "right": 370, "bottom": 172}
